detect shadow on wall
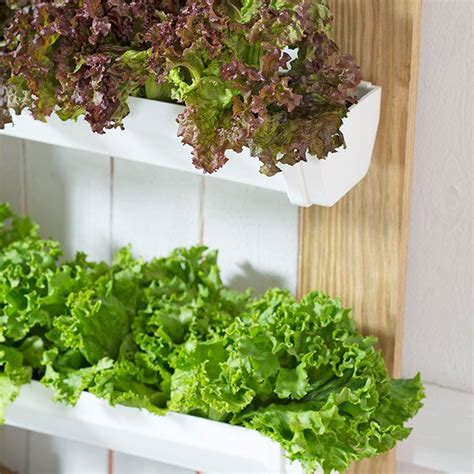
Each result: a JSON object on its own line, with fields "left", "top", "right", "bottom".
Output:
{"left": 227, "top": 260, "right": 288, "bottom": 295}
{"left": 0, "top": 463, "right": 16, "bottom": 474}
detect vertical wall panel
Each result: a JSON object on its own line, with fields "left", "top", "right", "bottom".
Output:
{"left": 0, "top": 138, "right": 29, "bottom": 472}
{"left": 114, "top": 452, "right": 192, "bottom": 474}
{"left": 111, "top": 157, "right": 200, "bottom": 473}
{"left": 21, "top": 142, "right": 111, "bottom": 472}
{"left": 0, "top": 137, "right": 22, "bottom": 212}
{"left": 111, "top": 158, "right": 201, "bottom": 260}
{"left": 24, "top": 141, "right": 111, "bottom": 261}
{"left": 202, "top": 179, "right": 299, "bottom": 295}
{"left": 26, "top": 433, "right": 108, "bottom": 474}
{"left": 0, "top": 426, "right": 29, "bottom": 473}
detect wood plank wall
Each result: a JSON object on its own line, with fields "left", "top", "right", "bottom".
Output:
{"left": 299, "top": 1, "right": 422, "bottom": 473}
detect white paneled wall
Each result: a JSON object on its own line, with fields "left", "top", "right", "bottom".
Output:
{"left": 0, "top": 137, "right": 22, "bottom": 213}
{"left": 26, "top": 433, "right": 108, "bottom": 474}
{"left": 24, "top": 141, "right": 112, "bottom": 262}
{"left": 113, "top": 452, "right": 191, "bottom": 474}
{"left": 0, "top": 136, "right": 299, "bottom": 473}
{"left": 111, "top": 159, "right": 202, "bottom": 260}
{"left": 0, "top": 426, "right": 28, "bottom": 473}
{"left": 401, "top": 0, "right": 473, "bottom": 394}
{"left": 202, "top": 179, "right": 298, "bottom": 294}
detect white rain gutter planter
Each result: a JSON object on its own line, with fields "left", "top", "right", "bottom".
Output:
{"left": 4, "top": 381, "right": 283, "bottom": 473}
{"left": 0, "top": 82, "right": 381, "bottom": 207}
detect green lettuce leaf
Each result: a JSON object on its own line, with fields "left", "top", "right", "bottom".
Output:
{"left": 0, "top": 343, "right": 33, "bottom": 423}
{"left": 0, "top": 373, "right": 19, "bottom": 424}
{"left": 0, "top": 204, "right": 424, "bottom": 473}
{"left": 170, "top": 290, "right": 425, "bottom": 472}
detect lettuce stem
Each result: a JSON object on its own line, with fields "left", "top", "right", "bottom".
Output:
{"left": 144, "top": 78, "right": 173, "bottom": 102}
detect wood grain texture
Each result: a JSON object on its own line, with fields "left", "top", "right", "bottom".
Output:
{"left": 298, "top": 1, "right": 422, "bottom": 473}
{"left": 0, "top": 465, "right": 15, "bottom": 474}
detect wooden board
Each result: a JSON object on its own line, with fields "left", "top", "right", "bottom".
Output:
{"left": 298, "top": 1, "right": 422, "bottom": 473}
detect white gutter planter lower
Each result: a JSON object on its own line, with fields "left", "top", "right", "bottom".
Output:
{"left": 0, "top": 82, "right": 381, "bottom": 207}
{"left": 5, "top": 381, "right": 283, "bottom": 473}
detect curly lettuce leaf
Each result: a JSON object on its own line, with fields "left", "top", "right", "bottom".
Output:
{"left": 0, "top": 202, "right": 38, "bottom": 248}
{"left": 0, "top": 237, "right": 62, "bottom": 342}
{"left": 90, "top": 356, "right": 169, "bottom": 415}
{"left": 0, "top": 204, "right": 424, "bottom": 474}
{"left": 0, "top": 343, "right": 33, "bottom": 423}
{"left": 0, "top": 373, "right": 18, "bottom": 423}
{"left": 170, "top": 290, "right": 424, "bottom": 472}
{"left": 41, "top": 348, "right": 114, "bottom": 405}
{"left": 2, "top": 0, "right": 361, "bottom": 176}
{"left": 1, "top": 1, "right": 160, "bottom": 132}
{"left": 152, "top": 0, "right": 360, "bottom": 175}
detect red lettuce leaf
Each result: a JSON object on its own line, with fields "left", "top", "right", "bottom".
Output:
{"left": 1, "top": 0, "right": 361, "bottom": 176}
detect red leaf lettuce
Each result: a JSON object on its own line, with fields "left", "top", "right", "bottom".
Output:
{"left": 0, "top": 0, "right": 361, "bottom": 176}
